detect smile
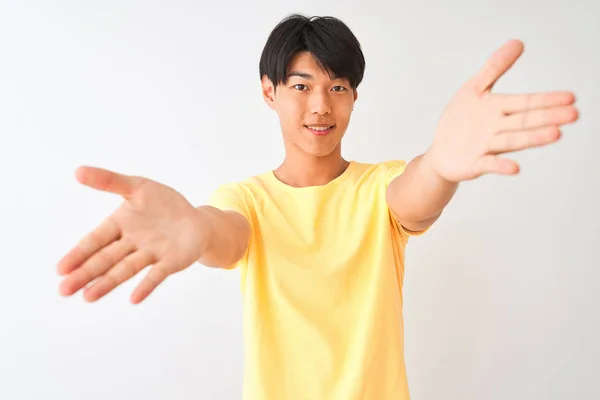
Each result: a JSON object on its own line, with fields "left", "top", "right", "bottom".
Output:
{"left": 305, "top": 125, "right": 335, "bottom": 135}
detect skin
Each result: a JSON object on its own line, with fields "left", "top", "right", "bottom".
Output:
{"left": 261, "top": 51, "right": 358, "bottom": 188}
{"left": 57, "top": 39, "right": 579, "bottom": 304}
{"left": 387, "top": 39, "right": 578, "bottom": 231}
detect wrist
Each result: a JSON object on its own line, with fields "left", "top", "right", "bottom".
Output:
{"left": 192, "top": 206, "right": 213, "bottom": 255}
{"left": 420, "top": 149, "right": 459, "bottom": 187}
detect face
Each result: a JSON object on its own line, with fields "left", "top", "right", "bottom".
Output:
{"left": 261, "top": 52, "right": 358, "bottom": 158}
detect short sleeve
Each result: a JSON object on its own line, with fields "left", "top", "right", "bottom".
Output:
{"left": 207, "top": 182, "right": 253, "bottom": 270}
{"left": 208, "top": 182, "right": 252, "bottom": 222}
{"left": 385, "top": 160, "right": 408, "bottom": 185}
{"left": 382, "top": 160, "right": 428, "bottom": 237}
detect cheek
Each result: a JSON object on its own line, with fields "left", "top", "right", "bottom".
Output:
{"left": 335, "top": 109, "right": 352, "bottom": 127}
{"left": 280, "top": 103, "right": 304, "bottom": 126}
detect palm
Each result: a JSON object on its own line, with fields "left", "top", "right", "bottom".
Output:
{"left": 57, "top": 166, "right": 205, "bottom": 304}
{"left": 427, "top": 39, "right": 578, "bottom": 182}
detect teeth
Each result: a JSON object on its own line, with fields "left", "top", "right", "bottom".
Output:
{"left": 307, "top": 126, "right": 332, "bottom": 131}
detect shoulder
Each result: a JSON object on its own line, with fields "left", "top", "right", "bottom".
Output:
{"left": 349, "top": 159, "right": 408, "bottom": 185}
{"left": 208, "top": 171, "right": 273, "bottom": 209}
{"left": 217, "top": 172, "right": 275, "bottom": 197}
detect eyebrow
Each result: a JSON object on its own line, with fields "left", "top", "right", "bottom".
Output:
{"left": 287, "top": 70, "right": 341, "bottom": 81}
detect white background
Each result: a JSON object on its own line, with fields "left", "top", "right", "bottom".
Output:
{"left": 1, "top": 1, "right": 598, "bottom": 399}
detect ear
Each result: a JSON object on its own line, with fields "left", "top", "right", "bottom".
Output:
{"left": 353, "top": 89, "right": 358, "bottom": 102}
{"left": 261, "top": 75, "right": 276, "bottom": 110}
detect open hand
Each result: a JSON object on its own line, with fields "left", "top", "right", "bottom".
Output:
{"left": 424, "top": 39, "right": 579, "bottom": 182}
{"left": 57, "top": 166, "right": 207, "bottom": 304}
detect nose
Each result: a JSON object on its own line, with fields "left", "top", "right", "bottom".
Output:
{"left": 309, "top": 90, "right": 332, "bottom": 116}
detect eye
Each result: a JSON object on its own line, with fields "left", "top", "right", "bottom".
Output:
{"left": 332, "top": 86, "right": 347, "bottom": 92}
{"left": 293, "top": 84, "right": 308, "bottom": 91}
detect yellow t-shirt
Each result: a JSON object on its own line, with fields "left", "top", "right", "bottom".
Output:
{"left": 208, "top": 160, "right": 420, "bottom": 400}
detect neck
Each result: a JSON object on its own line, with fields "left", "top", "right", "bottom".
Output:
{"left": 274, "top": 147, "right": 349, "bottom": 188}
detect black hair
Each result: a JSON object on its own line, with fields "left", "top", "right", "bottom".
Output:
{"left": 259, "top": 14, "right": 365, "bottom": 90}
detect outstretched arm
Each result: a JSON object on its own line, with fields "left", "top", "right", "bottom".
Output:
{"left": 57, "top": 167, "right": 250, "bottom": 304}
{"left": 386, "top": 154, "right": 457, "bottom": 233}
{"left": 195, "top": 206, "right": 251, "bottom": 269}
{"left": 386, "top": 39, "right": 579, "bottom": 233}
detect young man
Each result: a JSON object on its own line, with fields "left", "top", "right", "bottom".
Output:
{"left": 57, "top": 14, "right": 578, "bottom": 400}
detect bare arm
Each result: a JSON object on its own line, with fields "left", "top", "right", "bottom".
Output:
{"left": 195, "top": 206, "right": 251, "bottom": 269}
{"left": 387, "top": 40, "right": 578, "bottom": 233}
{"left": 58, "top": 167, "right": 252, "bottom": 304}
{"left": 386, "top": 153, "right": 458, "bottom": 233}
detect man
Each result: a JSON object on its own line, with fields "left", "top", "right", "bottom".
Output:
{"left": 57, "top": 14, "right": 578, "bottom": 399}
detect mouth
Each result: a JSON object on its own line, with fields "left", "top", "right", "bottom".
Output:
{"left": 305, "top": 124, "right": 335, "bottom": 136}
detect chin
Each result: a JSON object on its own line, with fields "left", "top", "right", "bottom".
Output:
{"left": 301, "top": 143, "right": 340, "bottom": 158}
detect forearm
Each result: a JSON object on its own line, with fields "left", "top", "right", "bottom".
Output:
{"left": 386, "top": 153, "right": 459, "bottom": 231}
{"left": 195, "top": 206, "right": 250, "bottom": 268}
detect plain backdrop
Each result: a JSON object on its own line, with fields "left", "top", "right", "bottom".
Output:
{"left": 1, "top": 1, "right": 598, "bottom": 399}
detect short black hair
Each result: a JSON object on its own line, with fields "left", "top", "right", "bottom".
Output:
{"left": 259, "top": 14, "right": 366, "bottom": 90}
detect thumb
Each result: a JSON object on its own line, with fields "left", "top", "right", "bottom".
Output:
{"left": 75, "top": 166, "right": 141, "bottom": 197}
{"left": 469, "top": 39, "right": 524, "bottom": 94}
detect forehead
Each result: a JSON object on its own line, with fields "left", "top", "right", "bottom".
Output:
{"left": 286, "top": 52, "right": 341, "bottom": 81}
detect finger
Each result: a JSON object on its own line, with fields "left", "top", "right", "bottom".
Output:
{"left": 57, "top": 218, "right": 121, "bottom": 275}
{"left": 469, "top": 39, "right": 524, "bottom": 94}
{"left": 472, "top": 155, "right": 520, "bottom": 177}
{"left": 59, "top": 238, "right": 136, "bottom": 296}
{"left": 75, "top": 166, "right": 142, "bottom": 198}
{"left": 487, "top": 126, "right": 561, "bottom": 154}
{"left": 499, "top": 105, "right": 579, "bottom": 132}
{"left": 83, "top": 250, "right": 157, "bottom": 302}
{"left": 496, "top": 91, "right": 576, "bottom": 114}
{"left": 130, "top": 261, "right": 172, "bottom": 304}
